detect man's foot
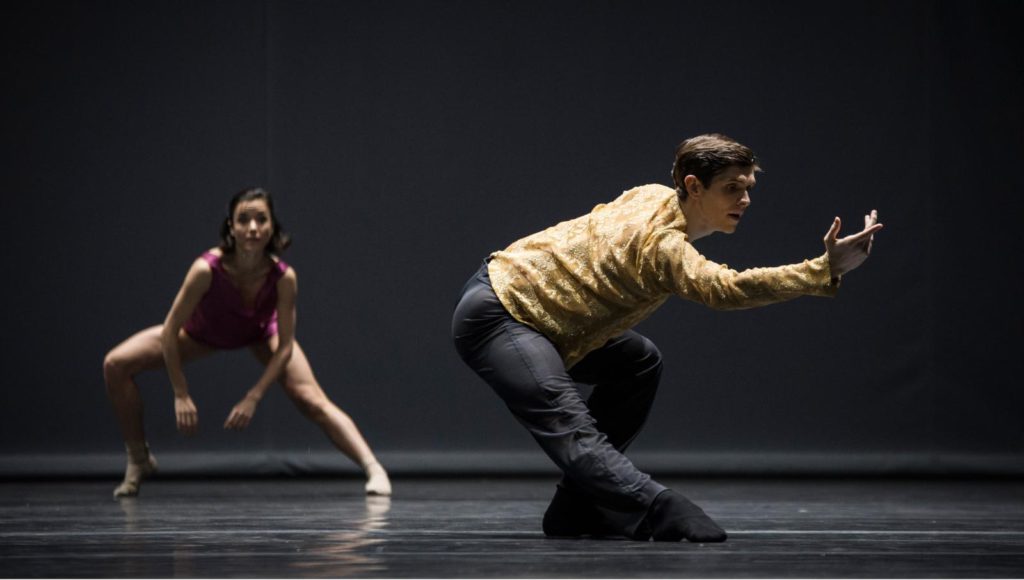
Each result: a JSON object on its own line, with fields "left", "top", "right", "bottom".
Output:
{"left": 643, "top": 489, "right": 727, "bottom": 543}
{"left": 542, "top": 486, "right": 612, "bottom": 537}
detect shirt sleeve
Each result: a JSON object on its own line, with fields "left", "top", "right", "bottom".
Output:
{"left": 647, "top": 230, "right": 839, "bottom": 310}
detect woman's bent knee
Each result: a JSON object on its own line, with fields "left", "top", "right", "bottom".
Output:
{"left": 103, "top": 351, "right": 129, "bottom": 384}
{"left": 103, "top": 347, "right": 153, "bottom": 388}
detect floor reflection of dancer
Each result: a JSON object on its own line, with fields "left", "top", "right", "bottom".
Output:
{"left": 452, "top": 134, "right": 882, "bottom": 542}
{"left": 296, "top": 496, "right": 391, "bottom": 575}
{"left": 104, "top": 188, "right": 391, "bottom": 498}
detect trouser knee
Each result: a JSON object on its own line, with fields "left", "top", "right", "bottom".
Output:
{"left": 636, "top": 337, "right": 663, "bottom": 380}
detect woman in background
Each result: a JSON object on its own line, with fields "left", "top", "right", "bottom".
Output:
{"left": 103, "top": 187, "right": 391, "bottom": 498}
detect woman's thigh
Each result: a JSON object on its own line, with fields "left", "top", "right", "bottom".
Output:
{"left": 107, "top": 325, "right": 217, "bottom": 374}
{"left": 249, "top": 338, "right": 326, "bottom": 402}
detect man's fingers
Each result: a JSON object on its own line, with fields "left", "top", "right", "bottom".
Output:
{"left": 824, "top": 217, "right": 841, "bottom": 244}
{"left": 845, "top": 223, "right": 883, "bottom": 243}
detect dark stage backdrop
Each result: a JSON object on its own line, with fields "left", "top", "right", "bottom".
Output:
{"left": 2, "top": 0, "right": 1021, "bottom": 477}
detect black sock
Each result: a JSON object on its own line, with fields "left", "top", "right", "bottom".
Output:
{"left": 542, "top": 486, "right": 610, "bottom": 537}
{"left": 644, "top": 489, "right": 727, "bottom": 543}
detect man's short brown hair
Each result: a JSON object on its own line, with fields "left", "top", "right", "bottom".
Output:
{"left": 671, "top": 134, "right": 759, "bottom": 200}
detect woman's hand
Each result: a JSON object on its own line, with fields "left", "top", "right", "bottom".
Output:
{"left": 824, "top": 210, "right": 883, "bottom": 278}
{"left": 174, "top": 394, "right": 199, "bottom": 436}
{"left": 224, "top": 395, "right": 259, "bottom": 430}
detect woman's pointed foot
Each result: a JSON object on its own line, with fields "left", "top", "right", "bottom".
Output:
{"left": 364, "top": 461, "right": 392, "bottom": 496}
{"left": 113, "top": 443, "right": 158, "bottom": 499}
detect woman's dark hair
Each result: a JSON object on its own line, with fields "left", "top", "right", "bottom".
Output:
{"left": 219, "top": 187, "right": 292, "bottom": 255}
{"left": 671, "top": 134, "right": 760, "bottom": 200}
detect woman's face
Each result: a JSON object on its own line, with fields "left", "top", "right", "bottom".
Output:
{"left": 230, "top": 198, "right": 274, "bottom": 253}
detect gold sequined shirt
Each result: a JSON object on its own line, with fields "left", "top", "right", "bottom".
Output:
{"left": 487, "top": 184, "right": 838, "bottom": 368}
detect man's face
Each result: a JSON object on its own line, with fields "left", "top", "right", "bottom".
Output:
{"left": 694, "top": 165, "right": 755, "bottom": 234}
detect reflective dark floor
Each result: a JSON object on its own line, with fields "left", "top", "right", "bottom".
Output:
{"left": 1, "top": 476, "right": 1023, "bottom": 578}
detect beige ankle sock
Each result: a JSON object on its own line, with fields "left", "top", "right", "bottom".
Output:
{"left": 113, "top": 442, "right": 158, "bottom": 499}
{"left": 363, "top": 461, "right": 392, "bottom": 496}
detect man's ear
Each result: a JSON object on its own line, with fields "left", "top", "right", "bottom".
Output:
{"left": 683, "top": 174, "right": 702, "bottom": 198}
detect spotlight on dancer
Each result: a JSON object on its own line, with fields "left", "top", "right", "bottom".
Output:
{"left": 452, "top": 134, "right": 881, "bottom": 542}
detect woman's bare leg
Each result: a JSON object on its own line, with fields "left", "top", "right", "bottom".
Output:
{"left": 252, "top": 338, "right": 391, "bottom": 495}
{"left": 103, "top": 325, "right": 214, "bottom": 497}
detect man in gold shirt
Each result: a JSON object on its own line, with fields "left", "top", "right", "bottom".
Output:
{"left": 452, "top": 134, "right": 882, "bottom": 542}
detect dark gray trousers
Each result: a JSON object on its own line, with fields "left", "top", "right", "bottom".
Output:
{"left": 451, "top": 262, "right": 666, "bottom": 534}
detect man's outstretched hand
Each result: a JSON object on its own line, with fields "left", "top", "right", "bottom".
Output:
{"left": 824, "top": 210, "right": 883, "bottom": 278}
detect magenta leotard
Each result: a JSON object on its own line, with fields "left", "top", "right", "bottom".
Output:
{"left": 183, "top": 252, "right": 290, "bottom": 349}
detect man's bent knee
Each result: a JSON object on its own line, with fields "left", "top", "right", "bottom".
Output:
{"left": 637, "top": 338, "right": 663, "bottom": 377}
